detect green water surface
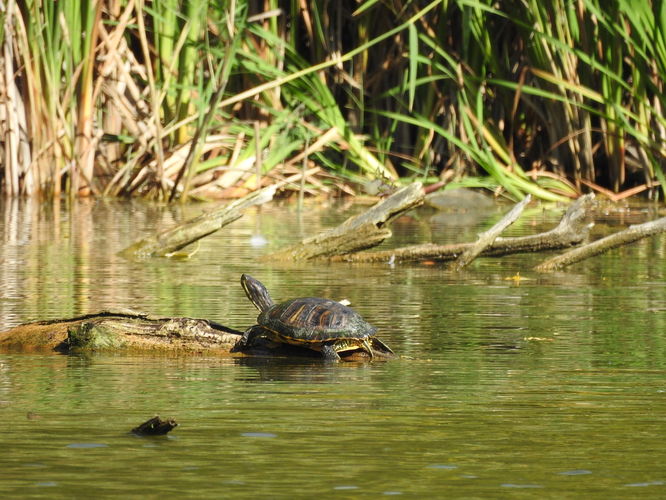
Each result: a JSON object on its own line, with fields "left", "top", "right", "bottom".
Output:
{"left": 0, "top": 198, "right": 665, "bottom": 498}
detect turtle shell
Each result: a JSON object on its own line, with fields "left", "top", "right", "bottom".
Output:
{"left": 258, "top": 297, "right": 376, "bottom": 343}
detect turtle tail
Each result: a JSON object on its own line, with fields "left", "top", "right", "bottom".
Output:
{"left": 241, "top": 274, "right": 274, "bottom": 312}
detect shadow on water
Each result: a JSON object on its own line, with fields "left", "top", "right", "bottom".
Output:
{"left": 232, "top": 354, "right": 388, "bottom": 384}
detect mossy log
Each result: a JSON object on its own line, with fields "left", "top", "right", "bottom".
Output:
{"left": 0, "top": 311, "right": 243, "bottom": 354}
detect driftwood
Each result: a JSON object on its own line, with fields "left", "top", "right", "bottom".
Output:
{"left": 333, "top": 193, "right": 596, "bottom": 264}
{"left": 132, "top": 416, "right": 179, "bottom": 436}
{"left": 264, "top": 182, "right": 425, "bottom": 261}
{"left": 536, "top": 216, "right": 666, "bottom": 271}
{"left": 450, "top": 194, "right": 531, "bottom": 271}
{"left": 0, "top": 310, "right": 242, "bottom": 353}
{"left": 120, "top": 185, "right": 277, "bottom": 258}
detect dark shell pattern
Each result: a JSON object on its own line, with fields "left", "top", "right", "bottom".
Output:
{"left": 259, "top": 297, "right": 377, "bottom": 342}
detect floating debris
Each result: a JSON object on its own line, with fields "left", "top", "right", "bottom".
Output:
{"left": 132, "top": 416, "right": 179, "bottom": 436}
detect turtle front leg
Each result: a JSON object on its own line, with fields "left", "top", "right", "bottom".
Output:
{"left": 234, "top": 325, "right": 261, "bottom": 352}
{"left": 320, "top": 343, "right": 341, "bottom": 361}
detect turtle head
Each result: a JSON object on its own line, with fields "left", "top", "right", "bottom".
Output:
{"left": 240, "top": 274, "right": 274, "bottom": 312}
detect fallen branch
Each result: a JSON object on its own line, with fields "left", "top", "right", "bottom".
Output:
{"left": 535, "top": 216, "right": 666, "bottom": 272}
{"left": 265, "top": 182, "right": 425, "bottom": 261}
{"left": 333, "top": 193, "right": 596, "bottom": 263}
{"left": 120, "top": 185, "right": 276, "bottom": 257}
{"left": 450, "top": 195, "right": 531, "bottom": 271}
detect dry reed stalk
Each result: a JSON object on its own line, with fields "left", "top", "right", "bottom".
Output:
{"left": 2, "top": 0, "right": 22, "bottom": 196}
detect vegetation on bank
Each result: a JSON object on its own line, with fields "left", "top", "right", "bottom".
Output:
{"left": 1, "top": 0, "right": 664, "bottom": 201}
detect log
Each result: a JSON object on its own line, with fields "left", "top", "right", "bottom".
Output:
{"left": 450, "top": 194, "right": 531, "bottom": 271}
{"left": 0, "top": 310, "right": 242, "bottom": 353}
{"left": 535, "top": 215, "right": 666, "bottom": 272}
{"left": 333, "top": 193, "right": 596, "bottom": 263}
{"left": 265, "top": 182, "right": 425, "bottom": 261}
{"left": 120, "top": 185, "right": 276, "bottom": 258}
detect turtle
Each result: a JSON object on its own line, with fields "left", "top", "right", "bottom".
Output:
{"left": 236, "top": 274, "right": 394, "bottom": 361}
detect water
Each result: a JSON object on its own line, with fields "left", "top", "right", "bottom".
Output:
{"left": 0, "top": 197, "right": 665, "bottom": 498}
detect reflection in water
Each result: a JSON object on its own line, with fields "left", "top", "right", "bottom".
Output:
{"left": 233, "top": 355, "right": 383, "bottom": 384}
{"left": 0, "top": 199, "right": 665, "bottom": 497}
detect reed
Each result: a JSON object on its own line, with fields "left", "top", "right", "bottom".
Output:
{"left": 0, "top": 0, "right": 663, "bottom": 201}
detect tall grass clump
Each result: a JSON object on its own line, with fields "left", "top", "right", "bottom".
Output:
{"left": 346, "top": 0, "right": 666, "bottom": 200}
{"left": 0, "top": 0, "right": 664, "bottom": 201}
{"left": 2, "top": 0, "right": 101, "bottom": 196}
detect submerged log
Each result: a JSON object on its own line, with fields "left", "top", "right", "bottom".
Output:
{"left": 536, "top": 215, "right": 666, "bottom": 271}
{"left": 265, "top": 182, "right": 425, "bottom": 261}
{"left": 333, "top": 193, "right": 596, "bottom": 263}
{"left": 120, "top": 185, "right": 276, "bottom": 258}
{"left": 132, "top": 416, "right": 179, "bottom": 436}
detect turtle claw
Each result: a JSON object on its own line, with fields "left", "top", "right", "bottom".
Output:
{"left": 320, "top": 344, "right": 341, "bottom": 361}
{"left": 232, "top": 326, "right": 258, "bottom": 352}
